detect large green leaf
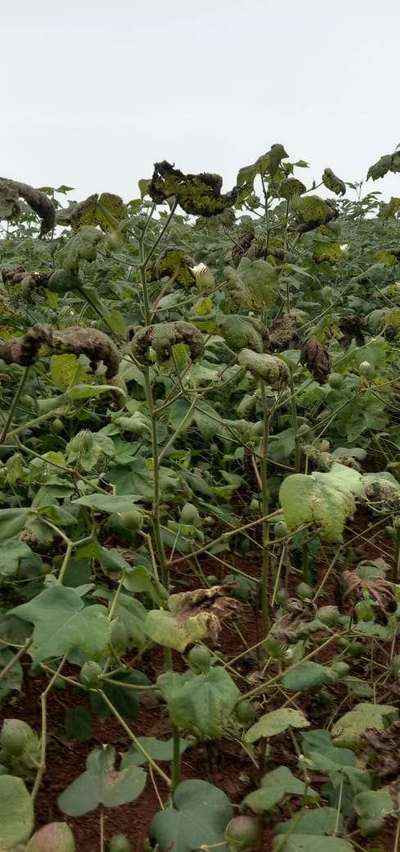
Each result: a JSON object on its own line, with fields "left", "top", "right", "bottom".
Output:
{"left": 279, "top": 464, "right": 363, "bottom": 541}
{"left": 245, "top": 708, "right": 309, "bottom": 743}
{"left": 282, "top": 662, "right": 336, "bottom": 692}
{"left": 353, "top": 787, "right": 395, "bottom": 834}
{"left": 0, "top": 775, "right": 34, "bottom": 847}
{"left": 243, "top": 766, "right": 318, "bottom": 814}
{"left": 73, "top": 493, "right": 141, "bottom": 513}
{"left": 151, "top": 779, "right": 232, "bottom": 852}
{"left": 273, "top": 837, "right": 353, "bottom": 852}
{"left": 275, "top": 806, "right": 342, "bottom": 836}
{"left": 0, "top": 509, "right": 30, "bottom": 543}
{"left": 0, "top": 538, "right": 32, "bottom": 578}
{"left": 122, "top": 736, "right": 190, "bottom": 768}
{"left": 58, "top": 745, "right": 146, "bottom": 816}
{"left": 158, "top": 667, "right": 240, "bottom": 739}
{"left": 10, "top": 586, "right": 110, "bottom": 662}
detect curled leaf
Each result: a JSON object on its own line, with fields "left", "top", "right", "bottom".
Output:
{"left": 238, "top": 348, "right": 290, "bottom": 389}
{"left": 148, "top": 161, "right": 237, "bottom": 216}
{"left": 322, "top": 168, "right": 346, "bottom": 196}
{"left": 130, "top": 320, "right": 204, "bottom": 364}
{"left": 0, "top": 325, "right": 120, "bottom": 379}
{"left": 0, "top": 178, "right": 55, "bottom": 236}
{"left": 300, "top": 337, "right": 330, "bottom": 383}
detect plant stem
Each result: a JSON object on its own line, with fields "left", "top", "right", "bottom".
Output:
{"left": 289, "top": 372, "right": 301, "bottom": 473}
{"left": 31, "top": 655, "right": 66, "bottom": 802}
{"left": 141, "top": 201, "right": 178, "bottom": 269}
{"left": 260, "top": 380, "right": 271, "bottom": 634}
{"left": 237, "top": 631, "right": 344, "bottom": 703}
{"left": 169, "top": 509, "right": 281, "bottom": 566}
{"left": 99, "top": 807, "right": 105, "bottom": 852}
{"left": 0, "top": 365, "right": 30, "bottom": 444}
{"left": 395, "top": 531, "right": 400, "bottom": 582}
{"left": 143, "top": 368, "right": 168, "bottom": 587}
{"left": 98, "top": 690, "right": 171, "bottom": 785}
{"left": 58, "top": 541, "right": 73, "bottom": 584}
{"left": 0, "top": 638, "right": 32, "bottom": 682}
{"left": 171, "top": 725, "right": 181, "bottom": 793}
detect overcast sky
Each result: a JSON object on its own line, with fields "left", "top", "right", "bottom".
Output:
{"left": 2, "top": 0, "right": 399, "bottom": 203}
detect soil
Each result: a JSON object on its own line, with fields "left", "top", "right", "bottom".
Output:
{"left": 1, "top": 514, "right": 399, "bottom": 851}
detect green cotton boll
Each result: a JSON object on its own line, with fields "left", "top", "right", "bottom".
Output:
{"left": 218, "top": 315, "right": 264, "bottom": 353}
{"left": 238, "top": 349, "right": 290, "bottom": 389}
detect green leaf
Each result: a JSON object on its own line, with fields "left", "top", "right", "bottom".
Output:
{"left": 58, "top": 226, "right": 102, "bottom": 272}
{"left": 353, "top": 787, "right": 394, "bottom": 834}
{"left": 67, "top": 383, "right": 125, "bottom": 401}
{"left": 50, "top": 353, "right": 89, "bottom": 391}
{"left": 90, "top": 671, "right": 147, "bottom": 721}
{"left": 306, "top": 746, "right": 371, "bottom": 794}
{"left": 121, "top": 737, "right": 190, "bottom": 767}
{"left": 275, "top": 806, "right": 342, "bottom": 836}
{"left": 151, "top": 779, "right": 233, "bottom": 852}
{"left": 236, "top": 144, "right": 288, "bottom": 201}
{"left": 292, "top": 195, "right": 335, "bottom": 228}
{"left": 0, "top": 509, "right": 30, "bottom": 543}
{"left": 282, "top": 662, "right": 336, "bottom": 692}
{"left": 331, "top": 702, "right": 398, "bottom": 748}
{"left": 10, "top": 586, "right": 110, "bottom": 663}
{"left": 0, "top": 538, "right": 32, "bottom": 578}
{"left": 0, "top": 648, "right": 23, "bottom": 703}
{"left": 243, "top": 766, "right": 318, "bottom": 814}
{"left": 73, "top": 493, "right": 141, "bottom": 513}
{"left": 273, "top": 837, "right": 353, "bottom": 852}
{"left": 0, "top": 775, "right": 34, "bottom": 847}
{"left": 58, "top": 745, "right": 146, "bottom": 816}
{"left": 122, "top": 565, "right": 167, "bottom": 605}
{"left": 158, "top": 667, "right": 240, "bottom": 739}
{"left": 245, "top": 708, "right": 309, "bottom": 743}
{"left": 237, "top": 257, "right": 279, "bottom": 309}
{"left": 64, "top": 706, "right": 92, "bottom": 741}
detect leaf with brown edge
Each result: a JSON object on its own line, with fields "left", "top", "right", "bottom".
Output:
{"left": 148, "top": 161, "right": 238, "bottom": 217}
{"left": 363, "top": 721, "right": 400, "bottom": 781}
{"left": 169, "top": 583, "right": 240, "bottom": 643}
{"left": 300, "top": 337, "right": 331, "bottom": 383}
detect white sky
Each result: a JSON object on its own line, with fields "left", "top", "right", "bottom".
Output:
{"left": 2, "top": 0, "right": 399, "bottom": 202}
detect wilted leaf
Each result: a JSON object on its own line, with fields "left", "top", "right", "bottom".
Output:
{"left": 332, "top": 703, "right": 398, "bottom": 749}
{"left": 300, "top": 338, "right": 330, "bottom": 383}
{"left": 322, "top": 168, "right": 346, "bottom": 196}
{"left": 148, "top": 161, "right": 237, "bottom": 217}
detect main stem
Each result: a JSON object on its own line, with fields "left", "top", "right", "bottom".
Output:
{"left": 260, "top": 380, "right": 271, "bottom": 634}
{"left": 0, "top": 365, "right": 30, "bottom": 444}
{"left": 143, "top": 369, "right": 168, "bottom": 588}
